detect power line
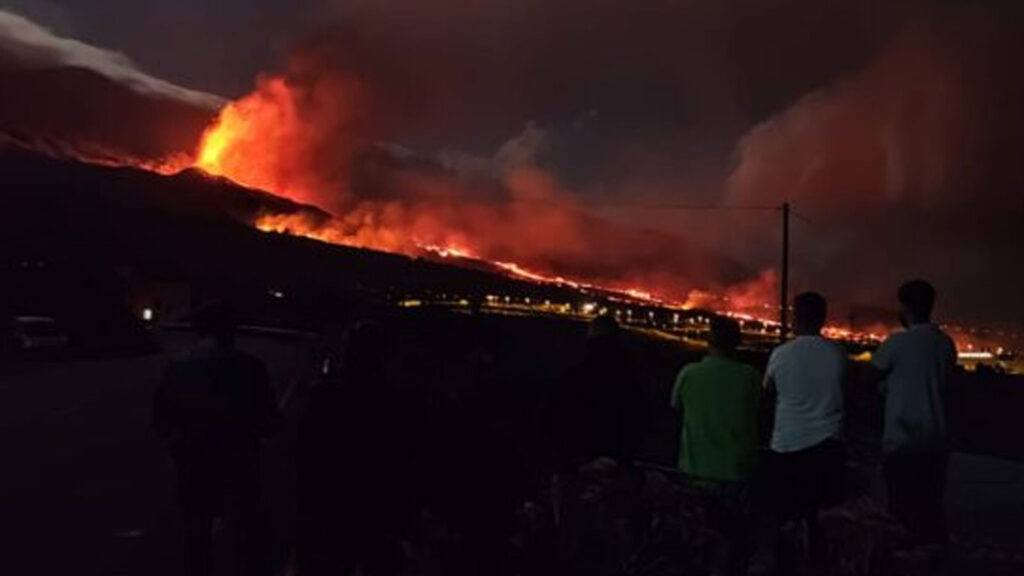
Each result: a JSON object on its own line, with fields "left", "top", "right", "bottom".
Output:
{"left": 579, "top": 201, "right": 782, "bottom": 212}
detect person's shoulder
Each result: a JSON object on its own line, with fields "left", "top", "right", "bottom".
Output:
{"left": 674, "top": 360, "right": 698, "bottom": 384}
{"left": 891, "top": 328, "right": 915, "bottom": 343}
{"left": 877, "top": 330, "right": 907, "bottom": 352}
{"left": 934, "top": 327, "right": 956, "bottom": 345}
{"left": 768, "top": 341, "right": 792, "bottom": 358}
{"left": 935, "top": 329, "right": 957, "bottom": 355}
{"left": 735, "top": 361, "right": 760, "bottom": 383}
{"left": 820, "top": 337, "right": 847, "bottom": 358}
{"left": 679, "top": 357, "right": 705, "bottom": 373}
{"left": 676, "top": 357, "right": 711, "bottom": 383}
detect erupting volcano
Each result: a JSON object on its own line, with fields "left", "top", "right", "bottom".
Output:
{"left": 186, "top": 70, "right": 769, "bottom": 313}
{"left": 5, "top": 2, "right": 1021, "bottom": 353}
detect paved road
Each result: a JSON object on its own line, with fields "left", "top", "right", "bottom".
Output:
{"left": 0, "top": 331, "right": 316, "bottom": 576}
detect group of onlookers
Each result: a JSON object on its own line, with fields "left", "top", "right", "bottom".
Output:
{"left": 152, "top": 278, "right": 956, "bottom": 575}
{"left": 672, "top": 279, "right": 956, "bottom": 572}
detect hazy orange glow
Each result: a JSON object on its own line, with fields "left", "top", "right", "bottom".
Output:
{"left": 196, "top": 78, "right": 302, "bottom": 197}
{"left": 188, "top": 74, "right": 1011, "bottom": 356}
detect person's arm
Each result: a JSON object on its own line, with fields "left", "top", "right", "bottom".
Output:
{"left": 762, "top": 349, "right": 779, "bottom": 396}
{"left": 941, "top": 334, "right": 958, "bottom": 398}
{"left": 865, "top": 338, "right": 894, "bottom": 395}
{"left": 759, "top": 351, "right": 780, "bottom": 442}
{"left": 669, "top": 367, "right": 688, "bottom": 412}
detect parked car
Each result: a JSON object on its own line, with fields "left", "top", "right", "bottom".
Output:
{"left": 7, "top": 316, "right": 69, "bottom": 351}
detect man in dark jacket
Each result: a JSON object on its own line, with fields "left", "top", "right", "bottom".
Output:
{"left": 153, "top": 304, "right": 279, "bottom": 576}
{"left": 546, "top": 314, "right": 648, "bottom": 556}
{"left": 298, "top": 323, "right": 419, "bottom": 576}
{"left": 548, "top": 315, "right": 647, "bottom": 473}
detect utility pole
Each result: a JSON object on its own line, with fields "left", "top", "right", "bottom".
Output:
{"left": 780, "top": 202, "right": 790, "bottom": 342}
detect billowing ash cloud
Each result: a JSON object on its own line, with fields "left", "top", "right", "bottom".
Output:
{"left": 721, "top": 6, "right": 1024, "bottom": 325}
{"left": 190, "top": 0, "right": 1024, "bottom": 325}
{"left": 4, "top": 1, "right": 1024, "bottom": 327}
{"left": 194, "top": 69, "right": 752, "bottom": 299}
{"left": 0, "top": 10, "right": 224, "bottom": 109}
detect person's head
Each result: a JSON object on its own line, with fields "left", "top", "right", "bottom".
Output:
{"left": 192, "top": 302, "right": 237, "bottom": 347}
{"left": 587, "top": 314, "right": 620, "bottom": 342}
{"left": 708, "top": 316, "right": 741, "bottom": 355}
{"left": 898, "top": 279, "right": 936, "bottom": 326}
{"left": 793, "top": 292, "right": 828, "bottom": 335}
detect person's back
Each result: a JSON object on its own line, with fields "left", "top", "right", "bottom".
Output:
{"left": 157, "top": 346, "right": 276, "bottom": 473}
{"left": 766, "top": 335, "right": 845, "bottom": 453}
{"left": 152, "top": 304, "right": 277, "bottom": 576}
{"left": 552, "top": 337, "right": 646, "bottom": 480}
{"left": 672, "top": 352, "right": 760, "bottom": 482}
{"left": 873, "top": 324, "right": 955, "bottom": 453}
{"left": 870, "top": 280, "right": 956, "bottom": 546}
{"left": 672, "top": 317, "right": 760, "bottom": 576}
{"left": 549, "top": 317, "right": 646, "bottom": 470}
{"left": 760, "top": 293, "right": 847, "bottom": 573}
{"left": 298, "top": 323, "right": 417, "bottom": 576}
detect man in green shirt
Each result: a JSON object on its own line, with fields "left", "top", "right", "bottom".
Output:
{"left": 670, "top": 316, "right": 762, "bottom": 575}
{"left": 671, "top": 316, "right": 761, "bottom": 482}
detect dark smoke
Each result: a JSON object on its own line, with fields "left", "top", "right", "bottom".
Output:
{"left": 5, "top": 2, "right": 1024, "bottom": 327}
{"left": 723, "top": 4, "right": 1024, "bottom": 326}
{"left": 248, "top": 0, "right": 1024, "bottom": 325}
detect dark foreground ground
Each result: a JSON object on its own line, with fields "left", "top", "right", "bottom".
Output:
{"left": 2, "top": 310, "right": 1024, "bottom": 576}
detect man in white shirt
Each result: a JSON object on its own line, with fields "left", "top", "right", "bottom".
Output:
{"left": 760, "top": 292, "right": 847, "bottom": 569}
{"left": 869, "top": 280, "right": 956, "bottom": 546}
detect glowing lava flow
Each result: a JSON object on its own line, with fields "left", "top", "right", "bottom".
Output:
{"left": 189, "top": 81, "right": 1006, "bottom": 353}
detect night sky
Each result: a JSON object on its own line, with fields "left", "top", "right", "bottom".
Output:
{"left": 3, "top": 0, "right": 1023, "bottom": 328}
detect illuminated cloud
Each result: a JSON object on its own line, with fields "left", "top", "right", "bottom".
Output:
{"left": 0, "top": 9, "right": 224, "bottom": 109}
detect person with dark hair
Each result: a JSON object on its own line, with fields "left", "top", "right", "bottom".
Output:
{"left": 868, "top": 280, "right": 956, "bottom": 546}
{"left": 671, "top": 316, "right": 760, "bottom": 482}
{"left": 297, "top": 322, "right": 419, "bottom": 576}
{"left": 546, "top": 314, "right": 648, "bottom": 557}
{"left": 422, "top": 328, "right": 530, "bottom": 575}
{"left": 760, "top": 292, "right": 847, "bottom": 570}
{"left": 670, "top": 316, "right": 761, "bottom": 575}
{"left": 153, "top": 303, "right": 279, "bottom": 576}
{"left": 547, "top": 314, "right": 646, "bottom": 474}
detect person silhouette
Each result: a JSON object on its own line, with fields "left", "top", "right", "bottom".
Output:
{"left": 423, "top": 333, "right": 529, "bottom": 576}
{"left": 760, "top": 292, "right": 847, "bottom": 571}
{"left": 867, "top": 280, "right": 956, "bottom": 547}
{"left": 153, "top": 303, "right": 279, "bottom": 576}
{"left": 545, "top": 314, "right": 648, "bottom": 563}
{"left": 547, "top": 314, "right": 646, "bottom": 475}
{"left": 297, "top": 322, "right": 419, "bottom": 576}
{"left": 671, "top": 316, "right": 761, "bottom": 575}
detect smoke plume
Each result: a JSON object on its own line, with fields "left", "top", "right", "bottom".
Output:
{"left": 0, "top": 10, "right": 223, "bottom": 108}
{"left": 722, "top": 5, "right": 1024, "bottom": 325}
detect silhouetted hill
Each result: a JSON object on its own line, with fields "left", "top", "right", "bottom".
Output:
{"left": 0, "top": 145, "right": 580, "bottom": 325}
